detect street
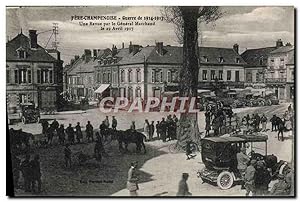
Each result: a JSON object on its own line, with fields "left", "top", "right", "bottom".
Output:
{"left": 10, "top": 103, "right": 293, "bottom": 196}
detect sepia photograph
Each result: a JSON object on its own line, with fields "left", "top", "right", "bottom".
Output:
{"left": 5, "top": 5, "right": 295, "bottom": 197}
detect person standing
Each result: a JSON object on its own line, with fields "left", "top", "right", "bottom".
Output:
{"left": 254, "top": 161, "right": 271, "bottom": 196}
{"left": 51, "top": 119, "right": 59, "bottom": 132}
{"left": 149, "top": 121, "right": 154, "bottom": 141}
{"left": 155, "top": 121, "right": 161, "bottom": 140}
{"left": 57, "top": 124, "right": 65, "bottom": 145}
{"left": 261, "top": 114, "right": 268, "bottom": 132}
{"left": 30, "top": 154, "right": 42, "bottom": 193}
{"left": 244, "top": 160, "right": 256, "bottom": 196}
{"left": 127, "top": 161, "right": 139, "bottom": 196}
{"left": 270, "top": 115, "right": 277, "bottom": 131}
{"left": 66, "top": 124, "right": 75, "bottom": 145}
{"left": 277, "top": 118, "right": 285, "bottom": 141}
{"left": 143, "top": 119, "right": 150, "bottom": 141}
{"left": 75, "top": 122, "right": 83, "bottom": 143}
{"left": 41, "top": 120, "right": 49, "bottom": 136}
{"left": 176, "top": 173, "right": 192, "bottom": 196}
{"left": 104, "top": 116, "right": 110, "bottom": 128}
{"left": 99, "top": 121, "right": 107, "bottom": 140}
{"left": 130, "top": 121, "right": 136, "bottom": 131}
{"left": 112, "top": 116, "right": 118, "bottom": 130}
{"left": 64, "top": 144, "right": 72, "bottom": 168}
{"left": 160, "top": 118, "right": 167, "bottom": 142}
{"left": 86, "top": 121, "right": 94, "bottom": 142}
{"left": 20, "top": 154, "right": 31, "bottom": 192}
{"left": 237, "top": 147, "right": 250, "bottom": 189}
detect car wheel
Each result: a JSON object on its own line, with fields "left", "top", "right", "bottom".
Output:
{"left": 217, "top": 171, "right": 234, "bottom": 190}
{"left": 21, "top": 116, "right": 26, "bottom": 124}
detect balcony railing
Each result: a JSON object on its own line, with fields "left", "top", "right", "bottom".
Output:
{"left": 265, "top": 78, "right": 287, "bottom": 83}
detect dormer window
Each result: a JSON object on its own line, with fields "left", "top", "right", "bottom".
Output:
{"left": 219, "top": 57, "right": 224, "bottom": 63}
{"left": 236, "top": 58, "right": 240, "bottom": 64}
{"left": 98, "top": 60, "right": 102, "bottom": 65}
{"left": 259, "top": 58, "right": 264, "bottom": 65}
{"left": 17, "top": 47, "right": 27, "bottom": 59}
{"left": 203, "top": 56, "right": 209, "bottom": 62}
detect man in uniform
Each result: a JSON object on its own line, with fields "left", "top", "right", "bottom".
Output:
{"left": 155, "top": 121, "right": 161, "bottom": 140}
{"left": 86, "top": 121, "right": 94, "bottom": 142}
{"left": 41, "top": 120, "right": 49, "bottom": 136}
{"left": 30, "top": 154, "right": 42, "bottom": 193}
{"left": 127, "top": 161, "right": 139, "bottom": 196}
{"left": 99, "top": 121, "right": 108, "bottom": 140}
{"left": 64, "top": 144, "right": 72, "bottom": 168}
{"left": 75, "top": 122, "right": 83, "bottom": 143}
{"left": 51, "top": 119, "right": 59, "bottom": 132}
{"left": 270, "top": 115, "right": 278, "bottom": 131}
{"left": 104, "top": 116, "right": 110, "bottom": 128}
{"left": 237, "top": 147, "right": 250, "bottom": 189}
{"left": 149, "top": 121, "right": 154, "bottom": 141}
{"left": 57, "top": 124, "right": 65, "bottom": 145}
{"left": 160, "top": 118, "right": 167, "bottom": 142}
{"left": 66, "top": 124, "right": 75, "bottom": 144}
{"left": 112, "top": 116, "right": 118, "bottom": 130}
{"left": 177, "top": 173, "right": 192, "bottom": 196}
{"left": 244, "top": 159, "right": 256, "bottom": 196}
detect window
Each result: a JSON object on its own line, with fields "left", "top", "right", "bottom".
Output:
{"left": 136, "top": 87, "right": 141, "bottom": 97}
{"left": 246, "top": 71, "right": 252, "bottom": 82}
{"left": 236, "top": 58, "right": 240, "bottom": 64}
{"left": 203, "top": 56, "right": 208, "bottom": 62}
{"left": 218, "top": 70, "right": 223, "bottom": 80}
{"left": 219, "top": 57, "right": 224, "bottom": 63}
{"left": 235, "top": 71, "right": 240, "bottom": 82}
{"left": 167, "top": 71, "right": 171, "bottom": 83}
{"left": 107, "top": 73, "right": 111, "bottom": 83}
{"left": 128, "top": 69, "right": 132, "bottom": 82}
{"left": 18, "top": 50, "right": 26, "bottom": 59}
{"left": 160, "top": 71, "right": 163, "bottom": 83}
{"left": 49, "top": 70, "right": 53, "bottom": 83}
{"left": 202, "top": 70, "right": 207, "bottom": 80}
{"left": 112, "top": 72, "right": 117, "bottom": 84}
{"left": 259, "top": 58, "right": 264, "bottom": 65}
{"left": 280, "top": 58, "right": 284, "bottom": 65}
{"left": 153, "top": 70, "right": 162, "bottom": 83}
{"left": 136, "top": 69, "right": 141, "bottom": 82}
{"left": 15, "top": 70, "right": 18, "bottom": 83}
{"left": 151, "top": 71, "right": 155, "bottom": 83}
{"left": 68, "top": 77, "right": 71, "bottom": 84}
{"left": 291, "top": 71, "right": 294, "bottom": 81}
{"left": 27, "top": 70, "right": 32, "bottom": 83}
{"left": 211, "top": 70, "right": 215, "bottom": 80}
{"left": 120, "top": 70, "right": 125, "bottom": 82}
{"left": 19, "top": 69, "right": 27, "bottom": 83}
{"left": 103, "top": 73, "right": 106, "bottom": 83}
{"left": 6, "top": 70, "right": 10, "bottom": 83}
{"left": 227, "top": 70, "right": 231, "bottom": 81}
{"left": 37, "top": 70, "right": 41, "bottom": 83}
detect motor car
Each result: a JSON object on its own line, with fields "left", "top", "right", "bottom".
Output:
{"left": 20, "top": 103, "right": 40, "bottom": 124}
{"left": 197, "top": 135, "right": 268, "bottom": 190}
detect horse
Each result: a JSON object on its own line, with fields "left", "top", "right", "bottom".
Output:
{"left": 116, "top": 129, "right": 147, "bottom": 154}
{"left": 9, "top": 128, "right": 34, "bottom": 154}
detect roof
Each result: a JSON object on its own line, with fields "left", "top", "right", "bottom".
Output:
{"left": 287, "top": 53, "right": 294, "bottom": 65}
{"left": 204, "top": 135, "right": 268, "bottom": 143}
{"left": 68, "top": 57, "right": 98, "bottom": 75}
{"left": 204, "top": 136, "right": 246, "bottom": 143}
{"left": 270, "top": 45, "right": 294, "bottom": 54}
{"left": 116, "top": 46, "right": 154, "bottom": 65}
{"left": 6, "top": 33, "right": 57, "bottom": 62}
{"left": 241, "top": 47, "right": 277, "bottom": 66}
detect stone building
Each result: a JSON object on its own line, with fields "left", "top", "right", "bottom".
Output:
{"left": 6, "top": 30, "right": 63, "bottom": 110}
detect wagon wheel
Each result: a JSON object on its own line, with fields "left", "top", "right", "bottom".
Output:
{"left": 189, "top": 142, "right": 200, "bottom": 153}
{"left": 217, "top": 171, "right": 234, "bottom": 190}
{"left": 22, "top": 116, "right": 26, "bottom": 124}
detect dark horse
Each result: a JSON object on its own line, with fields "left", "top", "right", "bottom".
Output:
{"left": 9, "top": 128, "right": 33, "bottom": 154}
{"left": 113, "top": 129, "right": 146, "bottom": 154}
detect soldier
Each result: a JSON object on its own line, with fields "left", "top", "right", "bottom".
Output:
{"left": 149, "top": 121, "right": 154, "bottom": 141}
{"left": 261, "top": 114, "right": 268, "bottom": 132}
{"left": 270, "top": 174, "right": 289, "bottom": 196}
{"left": 143, "top": 119, "right": 150, "bottom": 141}
{"left": 155, "top": 121, "right": 161, "bottom": 139}
{"left": 99, "top": 121, "right": 107, "bottom": 140}
{"left": 254, "top": 161, "right": 271, "bottom": 196}
{"left": 177, "top": 173, "right": 192, "bottom": 196}
{"left": 20, "top": 154, "right": 31, "bottom": 192}
{"left": 160, "top": 118, "right": 167, "bottom": 142}
{"left": 104, "top": 116, "right": 110, "bottom": 128}
{"left": 112, "top": 116, "right": 118, "bottom": 130}
{"left": 66, "top": 124, "right": 75, "bottom": 145}
{"left": 127, "top": 161, "right": 139, "bottom": 196}
{"left": 30, "top": 154, "right": 42, "bottom": 193}
{"left": 51, "top": 118, "right": 59, "bottom": 132}
{"left": 270, "top": 115, "right": 278, "bottom": 131}
{"left": 244, "top": 160, "right": 256, "bottom": 196}
{"left": 236, "top": 147, "right": 250, "bottom": 189}
{"left": 86, "top": 121, "right": 94, "bottom": 142}
{"left": 75, "top": 122, "right": 83, "bottom": 143}
{"left": 41, "top": 120, "right": 49, "bottom": 136}
{"left": 130, "top": 121, "right": 136, "bottom": 131}
{"left": 57, "top": 124, "right": 65, "bottom": 145}
{"left": 94, "top": 137, "right": 105, "bottom": 162}
{"left": 64, "top": 144, "right": 72, "bottom": 168}
{"left": 277, "top": 118, "right": 285, "bottom": 141}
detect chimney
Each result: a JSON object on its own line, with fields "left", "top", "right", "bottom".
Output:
{"left": 122, "top": 42, "right": 125, "bottom": 49}
{"left": 93, "top": 49, "right": 98, "bottom": 58}
{"left": 29, "top": 30, "right": 38, "bottom": 49}
{"left": 112, "top": 45, "right": 118, "bottom": 56}
{"left": 132, "top": 45, "right": 140, "bottom": 55}
{"left": 84, "top": 49, "right": 92, "bottom": 62}
{"left": 129, "top": 41, "right": 133, "bottom": 53}
{"left": 233, "top": 43, "right": 239, "bottom": 53}
{"left": 156, "top": 42, "right": 163, "bottom": 55}
{"left": 276, "top": 39, "right": 283, "bottom": 48}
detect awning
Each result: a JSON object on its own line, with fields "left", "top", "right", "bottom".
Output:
{"left": 94, "top": 84, "right": 110, "bottom": 94}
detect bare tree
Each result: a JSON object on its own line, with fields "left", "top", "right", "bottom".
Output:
{"left": 162, "top": 6, "right": 222, "bottom": 148}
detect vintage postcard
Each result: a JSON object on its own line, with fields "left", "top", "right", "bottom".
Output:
{"left": 6, "top": 6, "right": 295, "bottom": 197}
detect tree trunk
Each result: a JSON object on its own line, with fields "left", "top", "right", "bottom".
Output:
{"left": 176, "top": 7, "right": 201, "bottom": 148}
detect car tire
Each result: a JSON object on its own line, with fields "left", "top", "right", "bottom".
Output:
{"left": 217, "top": 171, "right": 234, "bottom": 190}
{"left": 21, "top": 116, "right": 26, "bottom": 124}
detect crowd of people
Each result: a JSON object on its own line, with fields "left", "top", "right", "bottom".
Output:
{"left": 237, "top": 147, "right": 293, "bottom": 196}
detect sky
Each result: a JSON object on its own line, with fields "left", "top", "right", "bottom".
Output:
{"left": 6, "top": 6, "right": 294, "bottom": 64}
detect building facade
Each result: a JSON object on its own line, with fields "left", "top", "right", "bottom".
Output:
{"left": 6, "top": 30, "right": 63, "bottom": 111}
